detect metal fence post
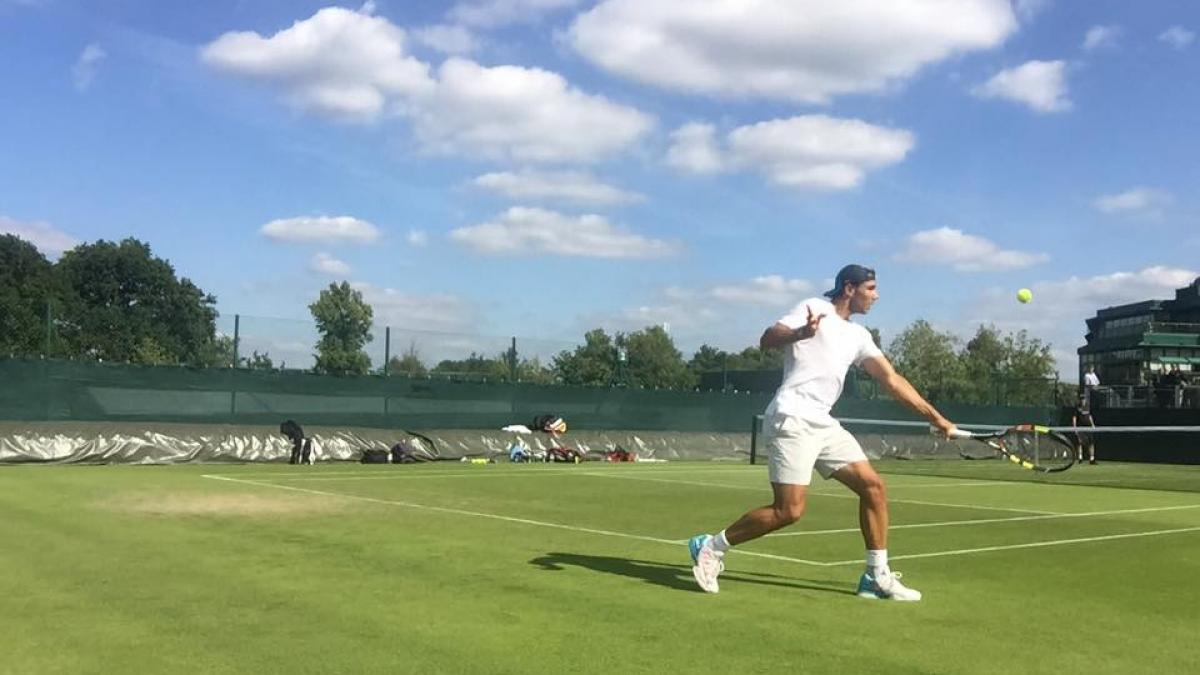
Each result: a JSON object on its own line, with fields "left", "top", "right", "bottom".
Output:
{"left": 43, "top": 300, "right": 52, "bottom": 358}
{"left": 384, "top": 326, "right": 391, "bottom": 376}
{"left": 233, "top": 314, "right": 240, "bottom": 367}
{"left": 509, "top": 337, "right": 518, "bottom": 383}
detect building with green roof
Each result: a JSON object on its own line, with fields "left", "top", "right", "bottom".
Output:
{"left": 1078, "top": 277, "right": 1200, "bottom": 389}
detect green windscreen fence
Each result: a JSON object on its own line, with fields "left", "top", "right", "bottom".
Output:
{"left": 0, "top": 359, "right": 1066, "bottom": 432}
{"left": 0, "top": 359, "right": 770, "bottom": 431}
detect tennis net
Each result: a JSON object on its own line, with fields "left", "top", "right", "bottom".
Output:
{"left": 748, "top": 415, "right": 1200, "bottom": 493}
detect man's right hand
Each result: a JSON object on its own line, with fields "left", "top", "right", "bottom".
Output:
{"left": 930, "top": 417, "right": 957, "bottom": 439}
{"left": 795, "top": 305, "right": 825, "bottom": 340}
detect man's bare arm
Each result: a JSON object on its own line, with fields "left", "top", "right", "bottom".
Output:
{"left": 861, "top": 354, "right": 956, "bottom": 436}
{"left": 760, "top": 306, "right": 825, "bottom": 350}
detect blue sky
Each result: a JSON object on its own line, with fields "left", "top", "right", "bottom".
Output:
{"left": 2, "top": 0, "right": 1198, "bottom": 377}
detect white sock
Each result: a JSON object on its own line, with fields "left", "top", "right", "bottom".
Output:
{"left": 866, "top": 549, "right": 889, "bottom": 575}
{"left": 712, "top": 530, "right": 732, "bottom": 554}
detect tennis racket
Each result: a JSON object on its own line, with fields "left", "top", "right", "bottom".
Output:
{"left": 933, "top": 424, "right": 1077, "bottom": 473}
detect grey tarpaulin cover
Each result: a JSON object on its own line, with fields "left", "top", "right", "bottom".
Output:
{"left": 0, "top": 422, "right": 750, "bottom": 464}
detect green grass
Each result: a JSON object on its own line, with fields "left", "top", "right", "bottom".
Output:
{"left": 2, "top": 461, "right": 1198, "bottom": 674}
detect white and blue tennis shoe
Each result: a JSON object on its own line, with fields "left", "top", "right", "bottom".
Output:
{"left": 856, "top": 570, "right": 922, "bottom": 601}
{"left": 688, "top": 534, "right": 724, "bottom": 594}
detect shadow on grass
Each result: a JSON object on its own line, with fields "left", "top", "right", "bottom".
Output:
{"left": 529, "top": 552, "right": 854, "bottom": 596}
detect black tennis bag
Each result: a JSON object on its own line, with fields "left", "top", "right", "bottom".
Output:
{"left": 390, "top": 440, "right": 435, "bottom": 464}
{"left": 360, "top": 448, "right": 390, "bottom": 464}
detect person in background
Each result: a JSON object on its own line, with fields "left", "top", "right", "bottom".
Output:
{"left": 1071, "top": 397, "right": 1097, "bottom": 465}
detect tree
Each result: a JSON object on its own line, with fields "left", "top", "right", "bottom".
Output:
{"left": 961, "top": 325, "right": 1008, "bottom": 404}
{"left": 0, "top": 235, "right": 60, "bottom": 357}
{"left": 386, "top": 343, "right": 428, "bottom": 377}
{"left": 515, "top": 356, "right": 555, "bottom": 384}
{"left": 886, "top": 319, "right": 967, "bottom": 402}
{"left": 959, "top": 324, "right": 1057, "bottom": 405}
{"left": 553, "top": 329, "right": 617, "bottom": 386}
{"left": 727, "top": 346, "right": 784, "bottom": 370}
{"left": 688, "top": 344, "right": 729, "bottom": 373}
{"left": 55, "top": 238, "right": 219, "bottom": 365}
{"left": 309, "top": 281, "right": 373, "bottom": 376}
{"left": 622, "top": 325, "right": 696, "bottom": 389}
{"left": 1002, "top": 329, "right": 1056, "bottom": 405}
{"left": 243, "top": 350, "right": 275, "bottom": 371}
{"left": 431, "top": 352, "right": 509, "bottom": 380}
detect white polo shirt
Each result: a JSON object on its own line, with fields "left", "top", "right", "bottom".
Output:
{"left": 765, "top": 297, "right": 883, "bottom": 424}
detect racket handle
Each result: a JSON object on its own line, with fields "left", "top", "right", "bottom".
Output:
{"left": 930, "top": 425, "right": 971, "bottom": 438}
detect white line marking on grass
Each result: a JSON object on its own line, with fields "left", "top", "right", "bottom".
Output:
{"left": 769, "top": 503, "right": 1200, "bottom": 537}
{"left": 820, "top": 527, "right": 1200, "bottom": 565}
{"left": 578, "top": 472, "right": 1061, "bottom": 515}
{"left": 206, "top": 464, "right": 761, "bottom": 480}
{"left": 245, "top": 469, "right": 591, "bottom": 481}
{"left": 199, "top": 474, "right": 830, "bottom": 567}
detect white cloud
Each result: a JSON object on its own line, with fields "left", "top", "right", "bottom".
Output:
{"left": 202, "top": 9, "right": 652, "bottom": 163}
{"left": 1082, "top": 25, "right": 1120, "bottom": 51}
{"left": 568, "top": 0, "right": 1016, "bottom": 103}
{"left": 449, "top": 0, "right": 581, "bottom": 28}
{"left": 471, "top": 170, "right": 643, "bottom": 205}
{"left": 72, "top": 43, "right": 106, "bottom": 92}
{"left": 201, "top": 6, "right": 434, "bottom": 122}
{"left": 1159, "top": 26, "right": 1195, "bottom": 50}
{"left": 584, "top": 275, "right": 818, "bottom": 343}
{"left": 0, "top": 216, "right": 79, "bottom": 256}
{"left": 895, "top": 227, "right": 1049, "bottom": 271}
{"left": 353, "top": 282, "right": 476, "bottom": 333}
{"left": 665, "top": 123, "right": 724, "bottom": 174}
{"left": 409, "top": 58, "right": 653, "bottom": 163}
{"left": 260, "top": 216, "right": 382, "bottom": 244}
{"left": 968, "top": 266, "right": 1198, "bottom": 374}
{"left": 406, "top": 230, "right": 429, "bottom": 246}
{"left": 591, "top": 302, "right": 722, "bottom": 336}
{"left": 449, "top": 206, "right": 679, "bottom": 258}
{"left": 1094, "top": 187, "right": 1172, "bottom": 215}
{"left": 413, "top": 24, "right": 478, "bottom": 55}
{"left": 972, "top": 59, "right": 1070, "bottom": 113}
{"left": 1013, "top": 0, "right": 1052, "bottom": 23}
{"left": 709, "top": 276, "right": 815, "bottom": 307}
{"left": 667, "top": 115, "right": 915, "bottom": 190}
{"left": 310, "top": 252, "right": 352, "bottom": 276}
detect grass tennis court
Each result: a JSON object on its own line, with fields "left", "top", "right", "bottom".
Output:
{"left": 2, "top": 461, "right": 1198, "bottom": 674}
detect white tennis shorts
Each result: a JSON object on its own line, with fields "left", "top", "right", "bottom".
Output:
{"left": 764, "top": 413, "right": 868, "bottom": 486}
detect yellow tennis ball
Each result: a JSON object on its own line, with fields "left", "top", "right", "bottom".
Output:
{"left": 1017, "top": 288, "right": 1033, "bottom": 304}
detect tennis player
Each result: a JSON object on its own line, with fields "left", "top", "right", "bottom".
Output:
{"left": 689, "top": 264, "right": 957, "bottom": 600}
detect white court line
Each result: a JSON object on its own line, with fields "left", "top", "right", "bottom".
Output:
{"left": 769, "top": 503, "right": 1200, "bottom": 537}
{"left": 216, "top": 469, "right": 1011, "bottom": 489}
{"left": 237, "top": 469, "right": 590, "bottom": 482}
{"left": 577, "top": 472, "right": 1061, "bottom": 515}
{"left": 200, "top": 474, "right": 1200, "bottom": 569}
{"left": 820, "top": 527, "right": 1200, "bottom": 566}
{"left": 199, "top": 464, "right": 761, "bottom": 480}
{"left": 199, "top": 474, "right": 828, "bottom": 566}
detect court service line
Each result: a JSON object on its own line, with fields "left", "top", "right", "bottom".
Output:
{"left": 199, "top": 474, "right": 829, "bottom": 567}
{"left": 768, "top": 503, "right": 1200, "bottom": 537}
{"left": 820, "top": 527, "right": 1200, "bottom": 566}
{"left": 577, "top": 472, "right": 1062, "bottom": 515}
